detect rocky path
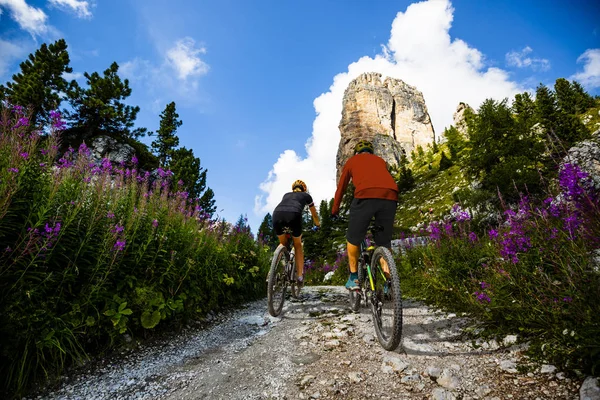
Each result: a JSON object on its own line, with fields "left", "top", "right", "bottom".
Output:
{"left": 38, "top": 286, "right": 591, "bottom": 400}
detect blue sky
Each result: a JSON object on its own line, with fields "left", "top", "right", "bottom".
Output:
{"left": 1, "top": 0, "right": 599, "bottom": 232}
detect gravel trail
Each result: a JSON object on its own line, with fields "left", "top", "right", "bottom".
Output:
{"left": 38, "top": 286, "right": 585, "bottom": 400}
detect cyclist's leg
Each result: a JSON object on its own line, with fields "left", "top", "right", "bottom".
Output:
{"left": 346, "top": 198, "right": 373, "bottom": 289}
{"left": 272, "top": 211, "right": 286, "bottom": 246}
{"left": 373, "top": 199, "right": 398, "bottom": 276}
{"left": 292, "top": 235, "right": 303, "bottom": 279}
{"left": 290, "top": 214, "right": 304, "bottom": 280}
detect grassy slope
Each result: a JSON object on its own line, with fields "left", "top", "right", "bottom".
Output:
{"left": 395, "top": 146, "right": 469, "bottom": 232}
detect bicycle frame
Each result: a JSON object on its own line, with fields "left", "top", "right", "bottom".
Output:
{"left": 360, "top": 237, "right": 386, "bottom": 293}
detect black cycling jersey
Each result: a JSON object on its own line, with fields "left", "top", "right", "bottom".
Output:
{"left": 274, "top": 192, "right": 314, "bottom": 214}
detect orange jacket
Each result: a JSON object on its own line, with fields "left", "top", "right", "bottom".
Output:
{"left": 331, "top": 152, "right": 398, "bottom": 215}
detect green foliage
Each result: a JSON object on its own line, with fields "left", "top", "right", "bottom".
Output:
{"left": 0, "top": 109, "right": 269, "bottom": 397}
{"left": 397, "top": 183, "right": 600, "bottom": 376}
{"left": 152, "top": 102, "right": 182, "bottom": 167}
{"left": 66, "top": 62, "right": 145, "bottom": 140}
{"left": 465, "top": 98, "right": 543, "bottom": 199}
{"left": 0, "top": 39, "right": 72, "bottom": 127}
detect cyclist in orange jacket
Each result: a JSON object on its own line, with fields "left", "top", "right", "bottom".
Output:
{"left": 331, "top": 140, "right": 398, "bottom": 290}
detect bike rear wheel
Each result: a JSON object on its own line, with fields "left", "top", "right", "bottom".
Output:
{"left": 370, "top": 247, "right": 402, "bottom": 351}
{"left": 267, "top": 245, "right": 289, "bottom": 317}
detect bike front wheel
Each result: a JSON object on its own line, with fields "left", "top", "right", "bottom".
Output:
{"left": 370, "top": 247, "right": 402, "bottom": 351}
{"left": 267, "top": 245, "right": 289, "bottom": 317}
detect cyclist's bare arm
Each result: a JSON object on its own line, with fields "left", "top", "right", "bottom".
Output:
{"left": 309, "top": 205, "right": 320, "bottom": 227}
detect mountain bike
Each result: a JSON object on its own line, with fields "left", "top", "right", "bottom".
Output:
{"left": 267, "top": 229, "right": 301, "bottom": 317}
{"left": 348, "top": 225, "right": 403, "bottom": 351}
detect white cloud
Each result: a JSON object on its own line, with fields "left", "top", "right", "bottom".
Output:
{"left": 0, "top": 38, "right": 27, "bottom": 78}
{"left": 166, "top": 37, "right": 209, "bottom": 80}
{"left": 48, "top": 0, "right": 92, "bottom": 19}
{"left": 571, "top": 48, "right": 600, "bottom": 88}
{"left": 62, "top": 71, "right": 83, "bottom": 81}
{"left": 255, "top": 0, "right": 525, "bottom": 216}
{"left": 506, "top": 46, "right": 550, "bottom": 71}
{"left": 120, "top": 37, "right": 210, "bottom": 105}
{"left": 0, "top": 0, "right": 49, "bottom": 36}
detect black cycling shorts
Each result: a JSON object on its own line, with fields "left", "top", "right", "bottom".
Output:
{"left": 347, "top": 198, "right": 397, "bottom": 247}
{"left": 272, "top": 210, "right": 303, "bottom": 237}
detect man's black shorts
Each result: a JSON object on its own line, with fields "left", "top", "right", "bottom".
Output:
{"left": 272, "top": 210, "right": 303, "bottom": 237}
{"left": 347, "top": 198, "right": 397, "bottom": 247}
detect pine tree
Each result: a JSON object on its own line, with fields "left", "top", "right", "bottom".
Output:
{"left": 438, "top": 151, "right": 452, "bottom": 171}
{"left": 0, "top": 39, "right": 72, "bottom": 126}
{"left": 169, "top": 147, "right": 216, "bottom": 215}
{"left": 443, "top": 126, "right": 465, "bottom": 160}
{"left": 198, "top": 188, "right": 216, "bottom": 217}
{"left": 66, "top": 62, "right": 145, "bottom": 140}
{"left": 257, "top": 213, "right": 277, "bottom": 248}
{"left": 512, "top": 92, "right": 537, "bottom": 134}
{"left": 554, "top": 78, "right": 578, "bottom": 115}
{"left": 152, "top": 102, "right": 182, "bottom": 167}
{"left": 234, "top": 214, "right": 250, "bottom": 234}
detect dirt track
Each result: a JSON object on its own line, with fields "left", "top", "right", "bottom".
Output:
{"left": 39, "top": 286, "right": 582, "bottom": 400}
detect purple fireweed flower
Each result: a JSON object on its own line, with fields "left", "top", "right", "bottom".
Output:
{"left": 444, "top": 223, "right": 453, "bottom": 236}
{"left": 131, "top": 155, "right": 138, "bottom": 165}
{"left": 58, "top": 157, "right": 74, "bottom": 169}
{"left": 488, "top": 229, "right": 498, "bottom": 239}
{"left": 480, "top": 281, "right": 490, "bottom": 289}
{"left": 106, "top": 211, "right": 115, "bottom": 219}
{"left": 114, "top": 239, "right": 126, "bottom": 251}
{"left": 112, "top": 224, "right": 124, "bottom": 233}
{"left": 177, "top": 180, "right": 184, "bottom": 186}
{"left": 78, "top": 143, "right": 91, "bottom": 156}
{"left": 474, "top": 291, "right": 491, "bottom": 303}
{"left": 452, "top": 204, "right": 471, "bottom": 222}
{"left": 152, "top": 219, "right": 158, "bottom": 228}
{"left": 20, "top": 152, "right": 29, "bottom": 159}
{"left": 12, "top": 105, "right": 24, "bottom": 115}
{"left": 5, "top": 246, "right": 12, "bottom": 253}
{"left": 428, "top": 222, "right": 442, "bottom": 241}
{"left": 8, "top": 168, "right": 19, "bottom": 173}
{"left": 563, "top": 213, "right": 581, "bottom": 238}
{"left": 49, "top": 110, "right": 66, "bottom": 130}
{"left": 39, "top": 163, "right": 46, "bottom": 168}
{"left": 40, "top": 148, "right": 48, "bottom": 156}
{"left": 14, "top": 117, "right": 29, "bottom": 128}
{"left": 559, "top": 163, "right": 589, "bottom": 201}
{"left": 468, "top": 232, "right": 478, "bottom": 242}
{"left": 101, "top": 158, "right": 112, "bottom": 172}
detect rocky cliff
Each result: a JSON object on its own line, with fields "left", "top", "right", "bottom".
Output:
{"left": 336, "top": 72, "right": 435, "bottom": 181}
{"left": 452, "top": 102, "right": 473, "bottom": 138}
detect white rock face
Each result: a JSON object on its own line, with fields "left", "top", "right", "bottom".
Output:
{"left": 336, "top": 72, "right": 435, "bottom": 181}
{"left": 562, "top": 129, "right": 600, "bottom": 189}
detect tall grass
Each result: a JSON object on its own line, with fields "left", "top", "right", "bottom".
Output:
{"left": 397, "top": 165, "right": 600, "bottom": 376}
{"left": 0, "top": 106, "right": 271, "bottom": 396}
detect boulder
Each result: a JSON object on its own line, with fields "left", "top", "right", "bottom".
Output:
{"left": 90, "top": 135, "right": 136, "bottom": 165}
